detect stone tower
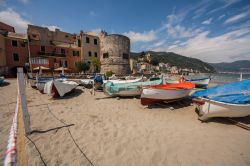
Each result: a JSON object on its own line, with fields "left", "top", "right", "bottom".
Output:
{"left": 99, "top": 31, "right": 131, "bottom": 75}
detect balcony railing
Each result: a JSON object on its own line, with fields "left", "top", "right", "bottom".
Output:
{"left": 38, "top": 51, "right": 66, "bottom": 57}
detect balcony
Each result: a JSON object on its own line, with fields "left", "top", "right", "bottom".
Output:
{"left": 38, "top": 51, "right": 66, "bottom": 58}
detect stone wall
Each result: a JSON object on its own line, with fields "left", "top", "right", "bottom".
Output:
{"left": 99, "top": 32, "right": 131, "bottom": 75}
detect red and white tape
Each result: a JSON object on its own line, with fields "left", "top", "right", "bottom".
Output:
{"left": 3, "top": 96, "right": 19, "bottom": 166}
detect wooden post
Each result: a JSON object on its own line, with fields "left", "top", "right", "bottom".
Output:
{"left": 17, "top": 67, "right": 31, "bottom": 135}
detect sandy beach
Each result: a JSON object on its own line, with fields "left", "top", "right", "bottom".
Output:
{"left": 1, "top": 78, "right": 250, "bottom": 166}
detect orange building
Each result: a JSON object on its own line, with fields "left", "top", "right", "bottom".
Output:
{"left": 27, "top": 25, "right": 81, "bottom": 72}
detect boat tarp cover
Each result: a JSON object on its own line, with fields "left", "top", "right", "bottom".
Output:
{"left": 104, "top": 78, "right": 163, "bottom": 96}
{"left": 191, "top": 79, "right": 250, "bottom": 104}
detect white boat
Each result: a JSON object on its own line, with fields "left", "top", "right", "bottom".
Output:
{"left": 165, "top": 79, "right": 179, "bottom": 84}
{"left": 141, "top": 82, "right": 195, "bottom": 105}
{"left": 103, "top": 77, "right": 143, "bottom": 84}
{"left": 187, "top": 77, "right": 210, "bottom": 88}
{"left": 37, "top": 78, "right": 66, "bottom": 93}
{"left": 194, "top": 98, "right": 250, "bottom": 121}
{"left": 44, "top": 80, "right": 78, "bottom": 97}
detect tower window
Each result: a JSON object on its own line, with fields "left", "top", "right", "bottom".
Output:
{"left": 123, "top": 53, "right": 129, "bottom": 59}
{"left": 103, "top": 53, "right": 109, "bottom": 58}
{"left": 88, "top": 51, "right": 92, "bottom": 57}
{"left": 94, "top": 52, "right": 98, "bottom": 57}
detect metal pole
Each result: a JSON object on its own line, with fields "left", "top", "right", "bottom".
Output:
{"left": 17, "top": 67, "right": 31, "bottom": 135}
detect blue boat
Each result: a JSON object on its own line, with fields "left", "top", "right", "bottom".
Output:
{"left": 191, "top": 80, "right": 250, "bottom": 121}
{"left": 0, "top": 76, "right": 4, "bottom": 85}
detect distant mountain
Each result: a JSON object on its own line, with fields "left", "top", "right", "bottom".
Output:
{"left": 130, "top": 51, "right": 216, "bottom": 73}
{"left": 210, "top": 60, "right": 250, "bottom": 72}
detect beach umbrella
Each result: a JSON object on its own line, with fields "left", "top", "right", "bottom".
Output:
{"left": 33, "top": 66, "right": 50, "bottom": 70}
{"left": 54, "top": 67, "right": 70, "bottom": 71}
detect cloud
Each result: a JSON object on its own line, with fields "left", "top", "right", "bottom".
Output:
{"left": 224, "top": 12, "right": 249, "bottom": 24}
{"left": 153, "top": 28, "right": 250, "bottom": 63}
{"left": 123, "top": 30, "right": 156, "bottom": 43}
{"left": 0, "top": 8, "right": 30, "bottom": 32}
{"left": 209, "top": 0, "right": 241, "bottom": 14}
{"left": 165, "top": 14, "right": 204, "bottom": 39}
{"left": 218, "top": 14, "right": 226, "bottom": 20}
{"left": 42, "top": 25, "right": 61, "bottom": 31}
{"left": 202, "top": 18, "right": 213, "bottom": 25}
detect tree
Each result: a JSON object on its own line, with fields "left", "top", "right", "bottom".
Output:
{"left": 75, "top": 61, "right": 90, "bottom": 73}
{"left": 91, "top": 57, "right": 101, "bottom": 72}
{"left": 150, "top": 57, "right": 159, "bottom": 66}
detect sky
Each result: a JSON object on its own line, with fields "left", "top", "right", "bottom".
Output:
{"left": 0, "top": 0, "right": 250, "bottom": 63}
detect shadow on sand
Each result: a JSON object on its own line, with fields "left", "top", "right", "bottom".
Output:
{"left": 53, "top": 89, "right": 83, "bottom": 100}
{"left": 147, "top": 98, "right": 193, "bottom": 109}
{"left": 203, "top": 116, "right": 250, "bottom": 125}
{"left": 0, "top": 81, "right": 10, "bottom": 87}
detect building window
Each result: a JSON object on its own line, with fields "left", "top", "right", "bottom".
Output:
{"left": 94, "top": 39, "right": 98, "bottom": 45}
{"left": 94, "top": 52, "right": 98, "bottom": 57}
{"left": 88, "top": 61, "right": 91, "bottom": 64}
{"left": 65, "top": 61, "right": 68, "bottom": 67}
{"left": 61, "top": 48, "right": 65, "bottom": 55}
{"left": 78, "top": 39, "right": 81, "bottom": 47}
{"left": 41, "top": 46, "right": 45, "bottom": 52}
{"left": 88, "top": 51, "right": 92, "bottom": 57}
{"left": 103, "top": 53, "right": 109, "bottom": 58}
{"left": 86, "top": 37, "right": 90, "bottom": 43}
{"left": 123, "top": 53, "right": 129, "bottom": 59}
{"left": 21, "top": 42, "right": 25, "bottom": 47}
{"left": 73, "top": 50, "right": 80, "bottom": 56}
{"left": 12, "top": 40, "right": 18, "bottom": 47}
{"left": 54, "top": 58, "right": 56, "bottom": 63}
{"left": 13, "top": 53, "right": 19, "bottom": 61}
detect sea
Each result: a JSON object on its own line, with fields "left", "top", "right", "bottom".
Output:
{"left": 193, "top": 73, "right": 250, "bottom": 85}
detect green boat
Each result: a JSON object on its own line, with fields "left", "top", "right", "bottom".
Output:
{"left": 104, "top": 76, "right": 163, "bottom": 97}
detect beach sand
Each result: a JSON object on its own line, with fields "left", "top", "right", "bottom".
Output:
{"left": 0, "top": 79, "right": 18, "bottom": 162}
{"left": 1, "top": 79, "right": 250, "bottom": 166}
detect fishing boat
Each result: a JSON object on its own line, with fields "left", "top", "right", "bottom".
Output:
{"left": 103, "top": 77, "right": 143, "bottom": 84}
{"left": 37, "top": 77, "right": 66, "bottom": 93}
{"left": 186, "top": 77, "right": 210, "bottom": 88}
{"left": 104, "top": 77, "right": 163, "bottom": 97}
{"left": 44, "top": 80, "right": 78, "bottom": 97}
{"left": 141, "top": 82, "right": 195, "bottom": 105}
{"left": 80, "top": 79, "right": 94, "bottom": 88}
{"left": 192, "top": 79, "right": 250, "bottom": 121}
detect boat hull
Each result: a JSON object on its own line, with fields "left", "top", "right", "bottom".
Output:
{"left": 141, "top": 88, "right": 192, "bottom": 105}
{"left": 195, "top": 98, "right": 250, "bottom": 121}
{"left": 189, "top": 78, "right": 210, "bottom": 88}
{"left": 44, "top": 80, "right": 78, "bottom": 97}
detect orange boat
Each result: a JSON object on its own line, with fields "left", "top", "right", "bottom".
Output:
{"left": 141, "top": 82, "right": 195, "bottom": 105}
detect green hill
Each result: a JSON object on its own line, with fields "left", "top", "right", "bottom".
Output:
{"left": 210, "top": 60, "right": 250, "bottom": 72}
{"left": 130, "top": 51, "right": 216, "bottom": 73}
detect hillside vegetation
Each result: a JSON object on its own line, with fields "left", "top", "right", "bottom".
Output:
{"left": 210, "top": 60, "right": 250, "bottom": 72}
{"left": 130, "top": 51, "right": 216, "bottom": 73}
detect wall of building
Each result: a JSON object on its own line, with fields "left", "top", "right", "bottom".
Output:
{"left": 5, "top": 37, "right": 29, "bottom": 74}
{"left": 0, "top": 22, "right": 15, "bottom": 32}
{"left": 99, "top": 32, "right": 131, "bottom": 75}
{"left": 0, "top": 34, "right": 6, "bottom": 67}
{"left": 80, "top": 32, "right": 100, "bottom": 68}
{"left": 28, "top": 25, "right": 81, "bottom": 72}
